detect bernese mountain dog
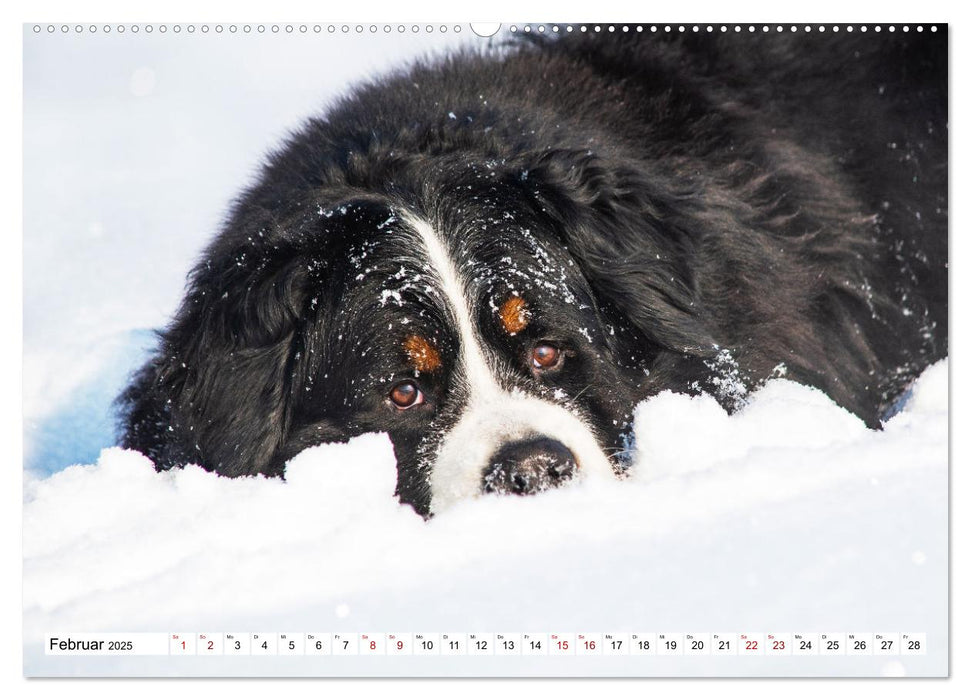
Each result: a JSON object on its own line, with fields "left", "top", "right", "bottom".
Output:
{"left": 120, "top": 30, "right": 948, "bottom": 516}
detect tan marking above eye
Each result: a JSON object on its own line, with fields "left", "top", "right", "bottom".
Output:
{"left": 403, "top": 334, "right": 442, "bottom": 373}
{"left": 499, "top": 295, "right": 530, "bottom": 335}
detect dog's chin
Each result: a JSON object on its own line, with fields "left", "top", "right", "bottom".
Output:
{"left": 427, "top": 389, "right": 616, "bottom": 514}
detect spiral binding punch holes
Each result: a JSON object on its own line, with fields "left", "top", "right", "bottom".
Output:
{"left": 27, "top": 23, "right": 943, "bottom": 35}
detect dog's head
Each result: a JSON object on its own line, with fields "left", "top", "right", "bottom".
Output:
{"left": 298, "top": 202, "right": 635, "bottom": 509}
{"left": 124, "top": 119, "right": 719, "bottom": 516}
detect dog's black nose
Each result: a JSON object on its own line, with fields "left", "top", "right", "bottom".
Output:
{"left": 482, "top": 438, "right": 577, "bottom": 495}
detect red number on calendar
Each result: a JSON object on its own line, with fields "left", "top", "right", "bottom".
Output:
{"left": 773, "top": 641, "right": 784, "bottom": 650}
{"left": 557, "top": 640, "right": 569, "bottom": 650}
{"left": 181, "top": 641, "right": 185, "bottom": 650}
{"left": 397, "top": 641, "right": 404, "bottom": 650}
{"left": 208, "top": 641, "right": 214, "bottom": 650}
{"left": 370, "top": 640, "right": 377, "bottom": 650}
{"left": 585, "top": 640, "right": 596, "bottom": 650}
{"left": 746, "top": 640, "right": 758, "bottom": 650}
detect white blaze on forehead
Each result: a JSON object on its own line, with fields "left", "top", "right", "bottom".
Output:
{"left": 402, "top": 213, "right": 614, "bottom": 513}
{"left": 403, "top": 214, "right": 497, "bottom": 399}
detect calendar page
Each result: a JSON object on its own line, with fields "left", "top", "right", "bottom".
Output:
{"left": 22, "top": 21, "right": 948, "bottom": 678}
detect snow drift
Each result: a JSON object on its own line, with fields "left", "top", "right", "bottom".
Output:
{"left": 23, "top": 360, "right": 948, "bottom": 677}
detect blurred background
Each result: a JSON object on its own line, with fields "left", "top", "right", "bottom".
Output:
{"left": 23, "top": 24, "right": 478, "bottom": 475}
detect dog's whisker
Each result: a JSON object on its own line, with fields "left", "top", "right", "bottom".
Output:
{"left": 571, "top": 384, "right": 593, "bottom": 403}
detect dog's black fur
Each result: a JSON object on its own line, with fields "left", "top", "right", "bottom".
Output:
{"left": 120, "top": 31, "right": 947, "bottom": 515}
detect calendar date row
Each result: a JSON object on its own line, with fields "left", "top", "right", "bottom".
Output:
{"left": 45, "top": 632, "right": 927, "bottom": 657}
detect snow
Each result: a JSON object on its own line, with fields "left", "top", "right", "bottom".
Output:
{"left": 23, "top": 360, "right": 948, "bottom": 676}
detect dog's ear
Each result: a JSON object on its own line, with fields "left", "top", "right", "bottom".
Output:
{"left": 526, "top": 148, "right": 718, "bottom": 356}
{"left": 120, "top": 238, "right": 313, "bottom": 476}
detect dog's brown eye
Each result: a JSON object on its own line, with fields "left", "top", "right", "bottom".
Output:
{"left": 531, "top": 344, "right": 561, "bottom": 370}
{"left": 389, "top": 381, "right": 423, "bottom": 409}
